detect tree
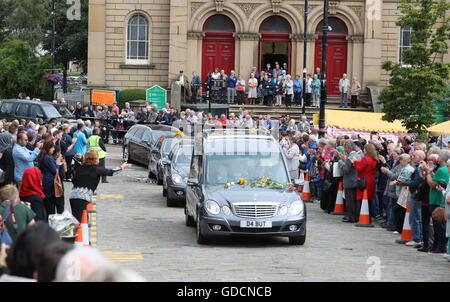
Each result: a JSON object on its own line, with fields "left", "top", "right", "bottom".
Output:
{"left": 0, "top": 39, "right": 51, "bottom": 99}
{"left": 379, "top": 0, "right": 450, "bottom": 134}
{"left": 43, "top": 0, "right": 88, "bottom": 72}
{"left": 1, "top": 0, "right": 51, "bottom": 48}
{"left": 0, "top": 1, "right": 12, "bottom": 43}
{"left": 42, "top": 0, "right": 88, "bottom": 93}
{"left": 434, "top": 85, "right": 450, "bottom": 119}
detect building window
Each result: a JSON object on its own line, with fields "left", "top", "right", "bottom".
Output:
{"left": 127, "top": 14, "right": 149, "bottom": 64}
{"left": 399, "top": 26, "right": 413, "bottom": 65}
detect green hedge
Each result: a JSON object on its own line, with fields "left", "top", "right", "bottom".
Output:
{"left": 119, "top": 89, "right": 146, "bottom": 108}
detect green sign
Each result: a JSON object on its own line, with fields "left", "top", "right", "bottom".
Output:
{"left": 146, "top": 85, "right": 167, "bottom": 109}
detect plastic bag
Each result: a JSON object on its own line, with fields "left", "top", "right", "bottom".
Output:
{"left": 48, "top": 210, "right": 80, "bottom": 238}
{"left": 397, "top": 187, "right": 410, "bottom": 209}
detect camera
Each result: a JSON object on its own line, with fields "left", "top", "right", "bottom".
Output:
{"left": 438, "top": 182, "right": 447, "bottom": 190}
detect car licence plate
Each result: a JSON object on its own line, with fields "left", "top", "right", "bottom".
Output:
{"left": 240, "top": 221, "right": 272, "bottom": 228}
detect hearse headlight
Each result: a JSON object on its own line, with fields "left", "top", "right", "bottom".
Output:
{"left": 205, "top": 200, "right": 220, "bottom": 215}
{"left": 222, "top": 206, "right": 231, "bottom": 216}
{"left": 289, "top": 200, "right": 304, "bottom": 216}
{"left": 171, "top": 173, "right": 182, "bottom": 184}
{"left": 279, "top": 206, "right": 288, "bottom": 216}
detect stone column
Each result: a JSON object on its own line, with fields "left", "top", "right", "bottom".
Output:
{"left": 88, "top": 0, "right": 106, "bottom": 87}
{"left": 291, "top": 34, "right": 302, "bottom": 77}
{"left": 168, "top": 0, "right": 188, "bottom": 86}
{"left": 186, "top": 32, "right": 204, "bottom": 80}
{"left": 295, "top": 33, "right": 317, "bottom": 76}
{"left": 349, "top": 34, "right": 364, "bottom": 85}
{"left": 235, "top": 33, "right": 260, "bottom": 79}
{"left": 307, "top": 34, "right": 317, "bottom": 75}
{"left": 362, "top": 0, "right": 383, "bottom": 87}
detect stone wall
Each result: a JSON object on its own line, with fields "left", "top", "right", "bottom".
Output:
{"left": 103, "top": 0, "right": 171, "bottom": 90}
{"left": 88, "top": 0, "right": 450, "bottom": 92}
{"left": 380, "top": 0, "right": 401, "bottom": 87}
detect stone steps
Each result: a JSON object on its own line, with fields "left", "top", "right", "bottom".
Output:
{"left": 229, "top": 99, "right": 372, "bottom": 120}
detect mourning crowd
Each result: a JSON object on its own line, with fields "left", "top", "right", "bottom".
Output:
{"left": 0, "top": 112, "right": 138, "bottom": 281}
{"left": 0, "top": 98, "right": 449, "bottom": 282}
{"left": 276, "top": 120, "right": 450, "bottom": 261}
{"left": 178, "top": 64, "right": 362, "bottom": 108}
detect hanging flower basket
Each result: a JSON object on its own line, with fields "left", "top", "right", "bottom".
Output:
{"left": 43, "top": 74, "right": 62, "bottom": 84}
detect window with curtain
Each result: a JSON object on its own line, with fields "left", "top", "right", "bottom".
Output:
{"left": 399, "top": 26, "right": 413, "bottom": 65}
{"left": 127, "top": 14, "right": 149, "bottom": 63}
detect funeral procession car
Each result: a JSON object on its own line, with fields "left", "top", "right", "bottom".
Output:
{"left": 185, "top": 129, "right": 307, "bottom": 245}
{"left": 162, "top": 140, "right": 193, "bottom": 206}
{"left": 123, "top": 124, "right": 179, "bottom": 167}
{"left": 148, "top": 137, "right": 179, "bottom": 185}
{"left": 0, "top": 99, "right": 62, "bottom": 123}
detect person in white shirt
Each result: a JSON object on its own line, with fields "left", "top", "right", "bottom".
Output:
{"left": 297, "top": 115, "right": 309, "bottom": 133}
{"left": 339, "top": 73, "right": 350, "bottom": 108}
{"left": 305, "top": 74, "right": 313, "bottom": 106}
{"left": 236, "top": 76, "right": 246, "bottom": 105}
{"left": 248, "top": 73, "right": 258, "bottom": 105}
{"left": 284, "top": 75, "right": 294, "bottom": 107}
{"left": 211, "top": 68, "right": 220, "bottom": 80}
{"left": 279, "top": 132, "right": 289, "bottom": 150}
{"left": 350, "top": 76, "right": 362, "bottom": 108}
{"left": 242, "top": 115, "right": 254, "bottom": 129}
{"left": 283, "top": 137, "right": 300, "bottom": 180}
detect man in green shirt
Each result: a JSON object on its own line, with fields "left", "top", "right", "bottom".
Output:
{"left": 0, "top": 185, "right": 36, "bottom": 243}
{"left": 425, "top": 150, "right": 450, "bottom": 254}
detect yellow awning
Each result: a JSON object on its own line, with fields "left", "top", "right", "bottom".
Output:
{"left": 324, "top": 110, "right": 407, "bottom": 133}
{"left": 427, "top": 120, "right": 450, "bottom": 136}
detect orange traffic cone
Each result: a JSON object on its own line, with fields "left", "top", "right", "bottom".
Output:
{"left": 332, "top": 182, "right": 345, "bottom": 215}
{"left": 74, "top": 226, "right": 83, "bottom": 247}
{"left": 86, "top": 203, "right": 95, "bottom": 226}
{"left": 355, "top": 190, "right": 374, "bottom": 227}
{"left": 296, "top": 172, "right": 305, "bottom": 192}
{"left": 81, "top": 210, "right": 90, "bottom": 246}
{"left": 86, "top": 203, "right": 95, "bottom": 212}
{"left": 301, "top": 173, "right": 312, "bottom": 202}
{"left": 396, "top": 199, "right": 412, "bottom": 244}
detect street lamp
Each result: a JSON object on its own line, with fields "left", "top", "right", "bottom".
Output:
{"left": 319, "top": 0, "right": 329, "bottom": 138}
{"left": 302, "top": 0, "right": 308, "bottom": 115}
{"left": 51, "top": 0, "right": 56, "bottom": 100}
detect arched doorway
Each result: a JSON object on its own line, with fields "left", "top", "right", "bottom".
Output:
{"left": 314, "top": 17, "right": 348, "bottom": 96}
{"left": 259, "top": 16, "right": 292, "bottom": 74}
{"left": 202, "top": 14, "right": 235, "bottom": 84}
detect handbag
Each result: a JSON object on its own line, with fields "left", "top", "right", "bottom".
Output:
{"left": 332, "top": 162, "right": 343, "bottom": 178}
{"left": 413, "top": 181, "right": 428, "bottom": 201}
{"left": 299, "top": 161, "right": 307, "bottom": 171}
{"left": 0, "top": 167, "right": 5, "bottom": 183}
{"left": 323, "top": 179, "right": 332, "bottom": 191}
{"left": 397, "top": 187, "right": 410, "bottom": 209}
{"left": 356, "top": 178, "right": 366, "bottom": 190}
{"left": 54, "top": 172, "right": 63, "bottom": 198}
{"left": 431, "top": 207, "right": 446, "bottom": 223}
{"left": 356, "top": 157, "right": 367, "bottom": 190}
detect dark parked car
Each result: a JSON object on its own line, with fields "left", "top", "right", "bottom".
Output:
{"left": 162, "top": 140, "right": 193, "bottom": 207}
{"left": 185, "top": 130, "right": 307, "bottom": 245}
{"left": 123, "top": 124, "right": 179, "bottom": 167}
{"left": 148, "top": 137, "right": 180, "bottom": 185}
{"left": 0, "top": 99, "right": 62, "bottom": 123}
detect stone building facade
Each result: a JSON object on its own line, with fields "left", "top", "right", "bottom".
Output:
{"left": 88, "top": 0, "right": 450, "bottom": 96}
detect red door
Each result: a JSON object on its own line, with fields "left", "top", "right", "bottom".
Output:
{"left": 314, "top": 35, "right": 347, "bottom": 96}
{"left": 202, "top": 33, "right": 235, "bottom": 84}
